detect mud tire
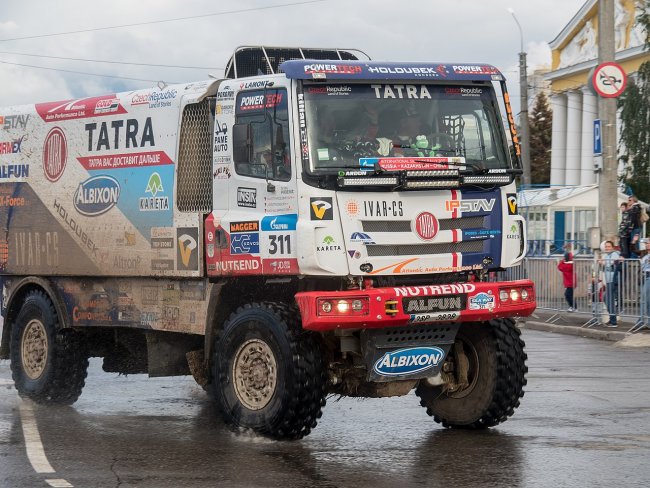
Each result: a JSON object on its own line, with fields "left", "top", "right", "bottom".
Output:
{"left": 212, "top": 302, "right": 327, "bottom": 440}
{"left": 416, "top": 318, "right": 527, "bottom": 429}
{"left": 10, "top": 290, "right": 89, "bottom": 405}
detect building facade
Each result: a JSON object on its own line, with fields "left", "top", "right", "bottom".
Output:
{"left": 546, "top": 0, "right": 649, "bottom": 187}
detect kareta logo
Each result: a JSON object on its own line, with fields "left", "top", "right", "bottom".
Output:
{"left": 140, "top": 172, "right": 169, "bottom": 212}
{"left": 373, "top": 347, "right": 445, "bottom": 376}
{"left": 146, "top": 172, "right": 163, "bottom": 196}
{"left": 74, "top": 175, "right": 120, "bottom": 216}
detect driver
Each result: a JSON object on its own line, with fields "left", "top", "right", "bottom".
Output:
{"left": 380, "top": 108, "right": 455, "bottom": 157}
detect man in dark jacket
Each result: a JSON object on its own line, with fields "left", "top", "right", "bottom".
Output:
{"left": 627, "top": 195, "right": 642, "bottom": 258}
{"left": 618, "top": 202, "right": 633, "bottom": 258}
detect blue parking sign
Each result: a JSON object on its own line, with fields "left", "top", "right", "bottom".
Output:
{"left": 593, "top": 119, "right": 602, "bottom": 155}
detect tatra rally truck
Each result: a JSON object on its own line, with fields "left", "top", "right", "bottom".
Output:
{"left": 0, "top": 47, "right": 535, "bottom": 439}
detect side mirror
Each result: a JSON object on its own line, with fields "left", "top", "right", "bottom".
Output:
{"left": 233, "top": 123, "right": 253, "bottom": 164}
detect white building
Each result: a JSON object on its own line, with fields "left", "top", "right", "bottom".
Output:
{"left": 546, "top": 0, "right": 649, "bottom": 187}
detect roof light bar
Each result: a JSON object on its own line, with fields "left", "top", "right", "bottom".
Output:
{"left": 462, "top": 175, "right": 511, "bottom": 184}
{"left": 405, "top": 180, "right": 460, "bottom": 189}
{"left": 406, "top": 169, "right": 459, "bottom": 178}
{"left": 339, "top": 177, "right": 399, "bottom": 186}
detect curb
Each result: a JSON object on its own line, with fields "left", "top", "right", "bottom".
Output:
{"left": 520, "top": 320, "right": 629, "bottom": 342}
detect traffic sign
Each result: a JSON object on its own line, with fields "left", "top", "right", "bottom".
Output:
{"left": 592, "top": 62, "right": 627, "bottom": 98}
{"left": 593, "top": 119, "right": 602, "bottom": 155}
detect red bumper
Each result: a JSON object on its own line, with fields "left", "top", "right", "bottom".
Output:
{"left": 295, "top": 280, "right": 536, "bottom": 332}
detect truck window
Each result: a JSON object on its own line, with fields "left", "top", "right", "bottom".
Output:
{"left": 234, "top": 88, "right": 291, "bottom": 182}
{"left": 303, "top": 83, "right": 509, "bottom": 174}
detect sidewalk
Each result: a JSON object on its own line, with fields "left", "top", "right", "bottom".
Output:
{"left": 521, "top": 309, "right": 650, "bottom": 343}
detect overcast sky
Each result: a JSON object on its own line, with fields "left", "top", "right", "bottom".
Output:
{"left": 0, "top": 0, "right": 587, "bottom": 114}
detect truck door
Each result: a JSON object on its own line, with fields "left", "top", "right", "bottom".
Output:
{"left": 208, "top": 83, "right": 298, "bottom": 276}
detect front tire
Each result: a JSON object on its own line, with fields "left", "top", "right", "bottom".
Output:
{"left": 212, "top": 302, "right": 326, "bottom": 440}
{"left": 416, "top": 318, "right": 527, "bottom": 429}
{"left": 10, "top": 290, "right": 89, "bottom": 405}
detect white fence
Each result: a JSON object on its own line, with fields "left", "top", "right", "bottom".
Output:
{"left": 503, "top": 257, "right": 649, "bottom": 334}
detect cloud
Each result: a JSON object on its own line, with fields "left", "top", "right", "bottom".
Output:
{"left": 0, "top": 0, "right": 586, "bottom": 110}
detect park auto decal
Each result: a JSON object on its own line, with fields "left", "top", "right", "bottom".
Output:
{"left": 373, "top": 346, "right": 445, "bottom": 376}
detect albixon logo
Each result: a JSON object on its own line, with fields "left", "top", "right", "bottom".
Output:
{"left": 373, "top": 346, "right": 445, "bottom": 376}
{"left": 74, "top": 175, "right": 120, "bottom": 216}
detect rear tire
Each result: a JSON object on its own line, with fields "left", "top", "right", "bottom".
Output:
{"left": 10, "top": 290, "right": 89, "bottom": 405}
{"left": 416, "top": 318, "right": 527, "bottom": 428}
{"left": 212, "top": 302, "right": 326, "bottom": 440}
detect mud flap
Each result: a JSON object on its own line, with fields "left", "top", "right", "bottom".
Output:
{"left": 361, "top": 323, "right": 460, "bottom": 382}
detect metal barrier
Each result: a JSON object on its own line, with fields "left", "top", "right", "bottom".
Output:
{"left": 501, "top": 257, "right": 650, "bottom": 334}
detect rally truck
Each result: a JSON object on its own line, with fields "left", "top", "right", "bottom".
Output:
{"left": 0, "top": 46, "right": 535, "bottom": 439}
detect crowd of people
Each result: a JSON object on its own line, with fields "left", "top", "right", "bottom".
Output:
{"left": 556, "top": 195, "right": 650, "bottom": 330}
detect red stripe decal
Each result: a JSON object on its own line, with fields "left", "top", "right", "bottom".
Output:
{"left": 450, "top": 189, "right": 458, "bottom": 219}
{"left": 452, "top": 252, "right": 458, "bottom": 268}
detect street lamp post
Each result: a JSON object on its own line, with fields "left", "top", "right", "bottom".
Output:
{"left": 508, "top": 8, "right": 531, "bottom": 188}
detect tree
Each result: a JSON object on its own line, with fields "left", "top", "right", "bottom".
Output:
{"left": 528, "top": 92, "right": 552, "bottom": 185}
{"left": 618, "top": 1, "right": 650, "bottom": 202}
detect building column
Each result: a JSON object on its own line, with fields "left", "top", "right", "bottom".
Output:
{"left": 550, "top": 93, "right": 567, "bottom": 186}
{"left": 580, "top": 87, "right": 597, "bottom": 185}
{"left": 565, "top": 90, "right": 583, "bottom": 186}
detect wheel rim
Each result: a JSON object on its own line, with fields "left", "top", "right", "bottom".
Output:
{"left": 232, "top": 338, "right": 278, "bottom": 411}
{"left": 21, "top": 319, "right": 48, "bottom": 380}
{"left": 448, "top": 337, "right": 480, "bottom": 399}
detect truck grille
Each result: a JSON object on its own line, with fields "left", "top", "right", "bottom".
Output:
{"left": 177, "top": 98, "right": 214, "bottom": 213}
{"left": 362, "top": 216, "right": 485, "bottom": 233}
{"left": 366, "top": 240, "right": 484, "bottom": 257}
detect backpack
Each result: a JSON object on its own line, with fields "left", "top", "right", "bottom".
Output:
{"left": 641, "top": 205, "right": 649, "bottom": 224}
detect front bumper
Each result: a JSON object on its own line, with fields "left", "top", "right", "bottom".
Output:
{"left": 295, "top": 279, "right": 535, "bottom": 332}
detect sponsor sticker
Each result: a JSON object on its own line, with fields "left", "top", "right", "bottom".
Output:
{"left": 261, "top": 214, "right": 297, "bottom": 231}
{"left": 0, "top": 136, "right": 24, "bottom": 154}
{"left": 43, "top": 127, "right": 67, "bottom": 182}
{"left": 74, "top": 175, "right": 120, "bottom": 216}
{"left": 0, "top": 164, "right": 29, "bottom": 179}
{"left": 0, "top": 114, "right": 30, "bottom": 130}
{"left": 230, "top": 232, "right": 260, "bottom": 255}
{"left": 394, "top": 284, "right": 476, "bottom": 297}
{"left": 469, "top": 292, "right": 495, "bottom": 311}
{"left": 139, "top": 172, "right": 170, "bottom": 212}
{"left": 309, "top": 197, "right": 333, "bottom": 220}
{"left": 237, "top": 187, "right": 257, "bottom": 208}
{"left": 413, "top": 212, "right": 438, "bottom": 240}
{"left": 402, "top": 295, "right": 466, "bottom": 314}
{"left": 373, "top": 346, "right": 445, "bottom": 376}
{"left": 177, "top": 228, "right": 199, "bottom": 271}
{"left": 445, "top": 199, "right": 495, "bottom": 213}
{"left": 350, "top": 232, "right": 375, "bottom": 245}
{"left": 507, "top": 194, "right": 518, "bottom": 215}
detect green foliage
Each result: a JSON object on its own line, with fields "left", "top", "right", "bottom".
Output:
{"left": 528, "top": 92, "right": 552, "bottom": 185}
{"left": 618, "top": 3, "right": 650, "bottom": 202}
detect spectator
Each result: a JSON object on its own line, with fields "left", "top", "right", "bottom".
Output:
{"left": 557, "top": 251, "right": 576, "bottom": 311}
{"left": 600, "top": 240, "right": 622, "bottom": 327}
{"left": 635, "top": 238, "right": 650, "bottom": 330}
{"left": 627, "top": 195, "right": 642, "bottom": 258}
{"left": 618, "top": 202, "right": 633, "bottom": 258}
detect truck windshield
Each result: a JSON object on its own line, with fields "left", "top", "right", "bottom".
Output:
{"left": 303, "top": 83, "right": 510, "bottom": 173}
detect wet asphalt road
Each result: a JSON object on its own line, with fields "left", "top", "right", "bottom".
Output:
{"left": 1, "top": 329, "right": 649, "bottom": 488}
